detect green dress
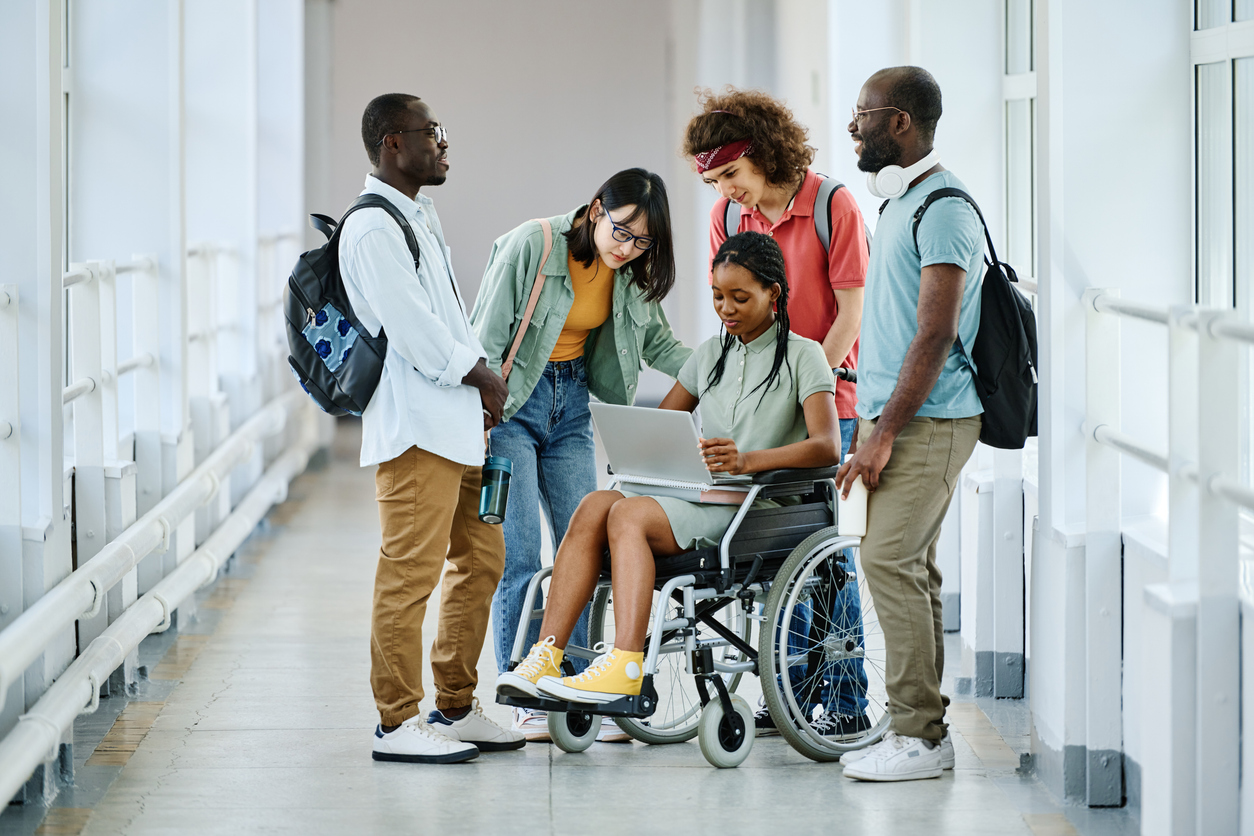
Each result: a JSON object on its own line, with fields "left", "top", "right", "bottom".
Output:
{"left": 621, "top": 323, "right": 835, "bottom": 550}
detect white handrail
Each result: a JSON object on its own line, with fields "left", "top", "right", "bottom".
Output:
{"left": 61, "top": 267, "right": 93, "bottom": 289}
{"left": 115, "top": 352, "right": 155, "bottom": 376}
{"left": 114, "top": 257, "right": 155, "bottom": 275}
{"left": 1090, "top": 293, "right": 1170, "bottom": 326}
{"left": 1210, "top": 318, "right": 1254, "bottom": 347}
{"left": 0, "top": 411, "right": 317, "bottom": 806}
{"left": 0, "top": 389, "right": 304, "bottom": 712}
{"left": 62, "top": 377, "right": 96, "bottom": 405}
{"left": 1090, "top": 423, "right": 1169, "bottom": 473}
{"left": 1211, "top": 475, "right": 1254, "bottom": 514}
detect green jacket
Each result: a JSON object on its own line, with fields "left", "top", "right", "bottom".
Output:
{"left": 470, "top": 208, "right": 692, "bottom": 422}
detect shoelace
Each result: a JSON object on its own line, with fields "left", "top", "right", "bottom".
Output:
{"left": 515, "top": 636, "right": 559, "bottom": 678}
{"left": 860, "top": 731, "right": 907, "bottom": 761}
{"left": 399, "top": 716, "right": 454, "bottom": 743}
{"left": 568, "top": 643, "right": 614, "bottom": 683}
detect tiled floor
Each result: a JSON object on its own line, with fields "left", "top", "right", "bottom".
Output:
{"left": 3, "top": 419, "right": 1138, "bottom": 836}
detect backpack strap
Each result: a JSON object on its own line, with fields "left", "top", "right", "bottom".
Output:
{"left": 812, "top": 174, "right": 842, "bottom": 254}
{"left": 909, "top": 187, "right": 1003, "bottom": 270}
{"left": 721, "top": 197, "right": 741, "bottom": 241}
{"left": 500, "top": 218, "right": 554, "bottom": 381}
{"left": 334, "top": 194, "right": 422, "bottom": 270}
{"left": 908, "top": 187, "right": 1008, "bottom": 372}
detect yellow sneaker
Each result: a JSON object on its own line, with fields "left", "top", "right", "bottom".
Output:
{"left": 495, "top": 636, "right": 563, "bottom": 699}
{"left": 535, "top": 647, "right": 644, "bottom": 704}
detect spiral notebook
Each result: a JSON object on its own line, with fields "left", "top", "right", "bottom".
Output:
{"left": 588, "top": 403, "right": 752, "bottom": 505}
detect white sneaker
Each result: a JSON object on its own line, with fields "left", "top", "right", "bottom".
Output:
{"left": 427, "top": 698, "right": 526, "bottom": 751}
{"left": 842, "top": 731, "right": 944, "bottom": 782}
{"left": 843, "top": 730, "right": 954, "bottom": 768}
{"left": 597, "top": 716, "right": 631, "bottom": 743}
{"left": 372, "top": 716, "right": 479, "bottom": 764}
{"left": 513, "top": 707, "right": 551, "bottom": 743}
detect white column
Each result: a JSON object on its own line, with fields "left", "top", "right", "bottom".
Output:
{"left": 1082, "top": 288, "right": 1122, "bottom": 806}
{"left": 1194, "top": 310, "right": 1240, "bottom": 834}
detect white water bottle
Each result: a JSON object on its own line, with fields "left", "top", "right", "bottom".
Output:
{"left": 837, "top": 475, "right": 869, "bottom": 537}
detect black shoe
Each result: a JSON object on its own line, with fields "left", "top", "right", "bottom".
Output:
{"left": 754, "top": 703, "right": 780, "bottom": 737}
{"left": 812, "top": 709, "right": 872, "bottom": 741}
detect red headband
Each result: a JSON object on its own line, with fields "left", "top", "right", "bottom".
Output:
{"left": 694, "top": 138, "right": 754, "bottom": 173}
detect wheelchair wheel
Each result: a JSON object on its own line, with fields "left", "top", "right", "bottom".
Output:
{"left": 547, "top": 709, "right": 599, "bottom": 753}
{"left": 759, "top": 527, "right": 891, "bottom": 762}
{"left": 697, "top": 693, "right": 755, "bottom": 768}
{"left": 589, "top": 585, "right": 749, "bottom": 745}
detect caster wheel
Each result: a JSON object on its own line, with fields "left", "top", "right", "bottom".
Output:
{"left": 548, "top": 709, "right": 600, "bottom": 753}
{"left": 697, "top": 694, "right": 755, "bottom": 768}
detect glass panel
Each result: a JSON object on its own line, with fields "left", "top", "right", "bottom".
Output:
{"left": 1236, "top": 0, "right": 1253, "bottom": 20}
{"left": 1005, "top": 98, "right": 1035, "bottom": 276}
{"left": 1197, "top": 0, "right": 1232, "bottom": 28}
{"left": 1005, "top": 0, "right": 1033, "bottom": 74}
{"left": 1197, "top": 61, "right": 1234, "bottom": 308}
{"left": 1236, "top": 58, "right": 1253, "bottom": 482}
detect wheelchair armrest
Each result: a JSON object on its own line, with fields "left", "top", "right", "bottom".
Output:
{"left": 750, "top": 466, "right": 841, "bottom": 485}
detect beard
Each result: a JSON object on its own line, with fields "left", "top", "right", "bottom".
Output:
{"left": 855, "top": 121, "right": 903, "bottom": 173}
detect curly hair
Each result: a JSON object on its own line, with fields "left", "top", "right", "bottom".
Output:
{"left": 706, "top": 231, "right": 792, "bottom": 406}
{"left": 682, "top": 87, "right": 815, "bottom": 189}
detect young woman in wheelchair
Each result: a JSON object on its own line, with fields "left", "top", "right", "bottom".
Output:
{"left": 496, "top": 230, "right": 841, "bottom": 705}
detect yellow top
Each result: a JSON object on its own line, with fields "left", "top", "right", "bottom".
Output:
{"left": 549, "top": 251, "right": 615, "bottom": 361}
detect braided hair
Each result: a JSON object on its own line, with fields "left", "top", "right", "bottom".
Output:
{"left": 705, "top": 231, "right": 792, "bottom": 406}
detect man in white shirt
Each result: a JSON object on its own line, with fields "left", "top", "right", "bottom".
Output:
{"left": 340, "top": 93, "right": 522, "bottom": 764}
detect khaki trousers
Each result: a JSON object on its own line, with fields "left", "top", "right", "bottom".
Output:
{"left": 371, "top": 445, "right": 505, "bottom": 725}
{"left": 858, "top": 414, "right": 980, "bottom": 741}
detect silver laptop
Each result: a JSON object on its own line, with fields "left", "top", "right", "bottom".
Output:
{"left": 588, "top": 403, "right": 750, "bottom": 486}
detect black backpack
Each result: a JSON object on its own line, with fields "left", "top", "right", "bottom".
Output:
{"left": 720, "top": 173, "right": 874, "bottom": 255}
{"left": 906, "top": 187, "right": 1038, "bottom": 449}
{"left": 284, "top": 194, "right": 420, "bottom": 417}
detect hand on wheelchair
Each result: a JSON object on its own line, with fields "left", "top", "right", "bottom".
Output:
{"left": 699, "top": 436, "right": 749, "bottom": 475}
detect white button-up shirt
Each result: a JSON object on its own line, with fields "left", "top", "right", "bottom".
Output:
{"left": 339, "top": 175, "right": 486, "bottom": 467}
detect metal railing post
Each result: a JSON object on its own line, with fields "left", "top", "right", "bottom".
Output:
{"left": 1082, "top": 288, "right": 1122, "bottom": 805}
{"left": 67, "top": 262, "right": 109, "bottom": 654}
{"left": 131, "top": 254, "right": 164, "bottom": 594}
{"left": 0, "top": 284, "right": 21, "bottom": 641}
{"left": 1194, "top": 309, "right": 1240, "bottom": 835}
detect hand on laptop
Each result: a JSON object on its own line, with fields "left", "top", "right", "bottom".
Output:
{"left": 699, "top": 437, "right": 748, "bottom": 475}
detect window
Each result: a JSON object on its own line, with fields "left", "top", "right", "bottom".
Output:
{"left": 1003, "top": 0, "right": 1036, "bottom": 282}
{"left": 1191, "top": 3, "right": 1254, "bottom": 482}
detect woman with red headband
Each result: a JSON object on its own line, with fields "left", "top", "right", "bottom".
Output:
{"left": 682, "top": 87, "right": 871, "bottom": 742}
{"left": 469, "top": 168, "right": 692, "bottom": 744}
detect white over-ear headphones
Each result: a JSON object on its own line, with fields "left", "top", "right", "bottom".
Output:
{"left": 865, "top": 149, "right": 941, "bottom": 200}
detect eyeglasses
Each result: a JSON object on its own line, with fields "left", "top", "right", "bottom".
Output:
{"left": 600, "top": 204, "right": 655, "bottom": 250}
{"left": 375, "top": 124, "right": 448, "bottom": 147}
{"left": 851, "top": 105, "right": 905, "bottom": 124}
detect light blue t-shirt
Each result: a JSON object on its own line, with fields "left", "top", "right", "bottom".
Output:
{"left": 855, "top": 170, "right": 985, "bottom": 420}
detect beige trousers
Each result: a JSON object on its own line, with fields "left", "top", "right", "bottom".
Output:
{"left": 370, "top": 445, "right": 505, "bottom": 726}
{"left": 858, "top": 414, "right": 981, "bottom": 741}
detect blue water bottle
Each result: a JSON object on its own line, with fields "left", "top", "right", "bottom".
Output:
{"left": 479, "top": 433, "right": 512, "bottom": 525}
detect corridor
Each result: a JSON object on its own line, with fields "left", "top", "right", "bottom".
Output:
{"left": 2, "top": 422, "right": 1133, "bottom": 836}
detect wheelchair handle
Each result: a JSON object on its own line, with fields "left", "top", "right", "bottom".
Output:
{"left": 834, "top": 367, "right": 857, "bottom": 383}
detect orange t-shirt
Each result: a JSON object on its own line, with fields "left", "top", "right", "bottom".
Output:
{"left": 549, "top": 251, "right": 615, "bottom": 361}
{"left": 708, "top": 168, "right": 868, "bottom": 418}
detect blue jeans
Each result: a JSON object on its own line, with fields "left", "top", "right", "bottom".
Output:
{"left": 783, "top": 418, "right": 868, "bottom": 716}
{"left": 490, "top": 358, "right": 597, "bottom": 673}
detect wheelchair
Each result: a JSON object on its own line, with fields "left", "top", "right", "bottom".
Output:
{"left": 496, "top": 465, "right": 890, "bottom": 768}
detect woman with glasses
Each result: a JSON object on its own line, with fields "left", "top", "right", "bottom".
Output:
{"left": 682, "top": 88, "right": 872, "bottom": 742}
{"left": 469, "top": 167, "right": 692, "bottom": 743}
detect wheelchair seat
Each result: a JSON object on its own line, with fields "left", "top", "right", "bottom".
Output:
{"left": 599, "top": 465, "right": 841, "bottom": 590}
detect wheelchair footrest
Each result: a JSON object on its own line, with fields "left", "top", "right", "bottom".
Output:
{"left": 495, "top": 676, "right": 660, "bottom": 719}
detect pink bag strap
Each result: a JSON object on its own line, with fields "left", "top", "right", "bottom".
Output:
{"left": 501, "top": 218, "right": 553, "bottom": 381}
